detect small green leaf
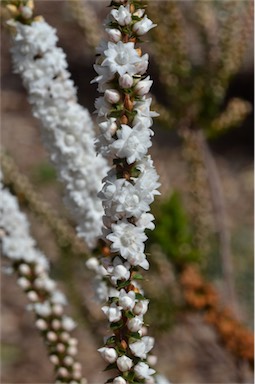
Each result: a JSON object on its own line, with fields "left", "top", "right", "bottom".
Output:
{"left": 125, "top": 310, "right": 135, "bottom": 319}
{"left": 110, "top": 321, "right": 123, "bottom": 331}
{"left": 118, "top": 280, "right": 130, "bottom": 289}
{"left": 104, "top": 363, "right": 117, "bottom": 372}
{"left": 105, "top": 336, "right": 116, "bottom": 345}
{"left": 135, "top": 293, "right": 145, "bottom": 300}
{"left": 132, "top": 273, "right": 144, "bottom": 280}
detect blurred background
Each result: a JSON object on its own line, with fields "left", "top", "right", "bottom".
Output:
{"left": 1, "top": 1, "right": 254, "bottom": 383}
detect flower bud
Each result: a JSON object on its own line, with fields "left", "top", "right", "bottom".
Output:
{"left": 60, "top": 332, "right": 70, "bottom": 342}
{"left": 20, "top": 5, "right": 33, "bottom": 19}
{"left": 111, "top": 5, "right": 132, "bottom": 26}
{"left": 134, "top": 362, "right": 155, "bottom": 379}
{"left": 57, "top": 343, "right": 66, "bottom": 353}
{"left": 147, "top": 355, "right": 158, "bottom": 366}
{"left": 98, "top": 347, "right": 118, "bottom": 363}
{"left": 58, "top": 367, "right": 69, "bottom": 378}
{"left": 134, "top": 77, "right": 153, "bottom": 96}
{"left": 85, "top": 257, "right": 99, "bottom": 271}
{"left": 47, "top": 331, "right": 58, "bottom": 342}
{"left": 19, "top": 264, "right": 31, "bottom": 275}
{"left": 133, "top": 299, "right": 149, "bottom": 315}
{"left": 49, "top": 354, "right": 59, "bottom": 365}
{"left": 17, "top": 277, "right": 30, "bottom": 290}
{"left": 133, "top": 16, "right": 156, "bottom": 36}
{"left": 119, "top": 74, "right": 133, "bottom": 89}
{"left": 35, "top": 318, "right": 48, "bottom": 331}
{"left": 106, "top": 28, "right": 122, "bottom": 43}
{"left": 62, "top": 316, "right": 76, "bottom": 331}
{"left": 127, "top": 316, "right": 143, "bottom": 332}
{"left": 63, "top": 356, "right": 74, "bottom": 366}
{"left": 67, "top": 346, "right": 78, "bottom": 356}
{"left": 105, "top": 89, "right": 121, "bottom": 104}
{"left": 113, "top": 377, "right": 127, "bottom": 384}
{"left": 27, "top": 290, "right": 38, "bottom": 302}
{"left": 113, "top": 265, "right": 130, "bottom": 281}
{"left": 52, "top": 304, "right": 63, "bottom": 316}
{"left": 116, "top": 355, "right": 133, "bottom": 372}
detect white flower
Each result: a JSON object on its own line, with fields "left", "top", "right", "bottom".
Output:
{"left": 102, "top": 303, "right": 122, "bottom": 322}
{"left": 133, "top": 16, "right": 157, "bottom": 36}
{"left": 119, "top": 74, "right": 133, "bottom": 89}
{"left": 127, "top": 316, "right": 143, "bottom": 332}
{"left": 116, "top": 355, "right": 133, "bottom": 372}
{"left": 134, "top": 362, "right": 156, "bottom": 379}
{"left": 99, "top": 118, "right": 118, "bottom": 141}
{"left": 106, "top": 28, "right": 122, "bottom": 43}
{"left": 127, "top": 251, "right": 149, "bottom": 270}
{"left": 110, "top": 124, "right": 152, "bottom": 164}
{"left": 136, "top": 213, "right": 155, "bottom": 231}
{"left": 134, "top": 76, "right": 153, "bottom": 96}
{"left": 95, "top": 96, "right": 112, "bottom": 117}
{"left": 118, "top": 289, "right": 136, "bottom": 310}
{"left": 92, "top": 64, "right": 115, "bottom": 92}
{"left": 133, "top": 299, "right": 149, "bottom": 316}
{"left": 113, "top": 377, "right": 127, "bottom": 384}
{"left": 129, "top": 336, "right": 154, "bottom": 358}
{"left": 133, "top": 97, "right": 159, "bottom": 128}
{"left": 102, "top": 42, "right": 145, "bottom": 76}
{"left": 107, "top": 221, "right": 147, "bottom": 259}
{"left": 105, "top": 89, "right": 121, "bottom": 104}
{"left": 111, "top": 5, "right": 132, "bottom": 26}
{"left": 20, "top": 5, "right": 33, "bottom": 19}
{"left": 98, "top": 347, "right": 118, "bottom": 363}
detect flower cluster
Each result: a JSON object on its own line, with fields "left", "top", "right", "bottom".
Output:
{"left": 92, "top": 2, "right": 160, "bottom": 383}
{"left": 0, "top": 178, "right": 86, "bottom": 384}
{"left": 9, "top": 13, "right": 109, "bottom": 248}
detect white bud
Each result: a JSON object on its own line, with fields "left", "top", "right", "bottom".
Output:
{"left": 44, "top": 278, "right": 56, "bottom": 292}
{"left": 140, "top": 326, "right": 148, "bottom": 336}
{"left": 116, "top": 355, "right": 133, "bottom": 372}
{"left": 98, "top": 347, "right": 118, "bottom": 363}
{"left": 62, "top": 316, "right": 76, "bottom": 331}
{"left": 19, "top": 264, "right": 31, "bottom": 275}
{"left": 56, "top": 343, "right": 66, "bottom": 353}
{"left": 113, "top": 377, "right": 127, "bottom": 384}
{"left": 60, "top": 332, "right": 70, "bottom": 342}
{"left": 73, "top": 371, "right": 82, "bottom": 380}
{"left": 35, "top": 318, "right": 48, "bottom": 331}
{"left": 63, "top": 356, "right": 74, "bottom": 366}
{"left": 17, "top": 277, "right": 30, "bottom": 290}
{"left": 85, "top": 257, "right": 99, "bottom": 271}
{"left": 111, "top": 5, "right": 132, "bottom": 26}
{"left": 27, "top": 290, "right": 38, "bottom": 302}
{"left": 105, "top": 89, "right": 121, "bottom": 104}
{"left": 34, "top": 264, "right": 45, "bottom": 275}
{"left": 73, "top": 362, "right": 82, "bottom": 371}
{"left": 134, "top": 362, "right": 156, "bottom": 379}
{"left": 20, "top": 5, "right": 33, "bottom": 19}
{"left": 102, "top": 304, "right": 122, "bottom": 323}
{"left": 68, "top": 338, "right": 78, "bottom": 346}
{"left": 106, "top": 28, "right": 122, "bottom": 43}
{"left": 52, "top": 319, "right": 61, "bottom": 330}
{"left": 134, "top": 77, "right": 153, "bottom": 96}
{"left": 133, "top": 16, "right": 156, "bottom": 36}
{"left": 52, "top": 304, "right": 63, "bottom": 316}
{"left": 147, "top": 355, "right": 158, "bottom": 366}
{"left": 127, "top": 316, "right": 143, "bottom": 332}
{"left": 112, "top": 265, "right": 130, "bottom": 281}
{"left": 47, "top": 331, "right": 58, "bottom": 342}
{"left": 67, "top": 346, "right": 78, "bottom": 356}
{"left": 119, "top": 290, "right": 136, "bottom": 311}
{"left": 49, "top": 354, "right": 59, "bottom": 365}
{"left": 119, "top": 74, "right": 133, "bottom": 89}
{"left": 133, "top": 9, "right": 145, "bottom": 18}
{"left": 58, "top": 367, "right": 69, "bottom": 378}
{"left": 133, "top": 300, "right": 149, "bottom": 315}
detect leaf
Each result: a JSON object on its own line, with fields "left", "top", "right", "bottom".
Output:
{"left": 118, "top": 280, "right": 130, "bottom": 289}
{"left": 135, "top": 293, "right": 145, "bottom": 300}
{"left": 104, "top": 363, "right": 117, "bottom": 372}
{"left": 110, "top": 321, "right": 123, "bottom": 331}
{"left": 125, "top": 310, "right": 135, "bottom": 319}
{"left": 129, "top": 331, "right": 141, "bottom": 340}
{"left": 132, "top": 273, "right": 144, "bottom": 280}
{"left": 105, "top": 336, "right": 116, "bottom": 345}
